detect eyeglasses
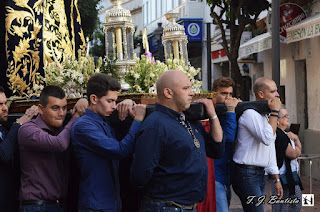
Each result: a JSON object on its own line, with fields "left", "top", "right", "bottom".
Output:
{"left": 279, "top": 114, "right": 290, "bottom": 118}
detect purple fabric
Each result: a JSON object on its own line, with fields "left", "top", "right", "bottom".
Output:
{"left": 143, "top": 53, "right": 155, "bottom": 63}
{"left": 18, "top": 114, "right": 77, "bottom": 201}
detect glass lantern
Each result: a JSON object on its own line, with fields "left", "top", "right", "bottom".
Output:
{"left": 103, "top": 0, "right": 135, "bottom": 90}
{"left": 162, "top": 13, "right": 188, "bottom": 66}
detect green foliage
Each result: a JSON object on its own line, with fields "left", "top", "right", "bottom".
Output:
{"left": 207, "top": 0, "right": 270, "bottom": 98}
{"left": 78, "top": 0, "right": 102, "bottom": 38}
{"left": 90, "top": 26, "right": 106, "bottom": 57}
{"left": 133, "top": 26, "right": 143, "bottom": 49}
{"left": 207, "top": 0, "right": 270, "bottom": 24}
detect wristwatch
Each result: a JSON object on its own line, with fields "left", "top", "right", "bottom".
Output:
{"left": 273, "top": 178, "right": 281, "bottom": 183}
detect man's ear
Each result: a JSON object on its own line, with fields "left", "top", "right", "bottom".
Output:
{"left": 38, "top": 104, "right": 44, "bottom": 115}
{"left": 89, "top": 94, "right": 98, "bottom": 105}
{"left": 163, "top": 88, "right": 173, "bottom": 99}
{"left": 257, "top": 90, "right": 264, "bottom": 99}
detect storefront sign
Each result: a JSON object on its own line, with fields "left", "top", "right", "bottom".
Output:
{"left": 287, "top": 14, "right": 320, "bottom": 43}
{"left": 212, "top": 49, "right": 226, "bottom": 60}
{"left": 178, "top": 19, "right": 203, "bottom": 41}
{"left": 238, "top": 33, "right": 271, "bottom": 58}
{"left": 267, "top": 3, "right": 307, "bottom": 43}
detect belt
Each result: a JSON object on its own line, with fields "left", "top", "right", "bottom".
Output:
{"left": 144, "top": 196, "right": 197, "bottom": 210}
{"left": 235, "top": 163, "right": 264, "bottom": 171}
{"left": 21, "top": 200, "right": 61, "bottom": 206}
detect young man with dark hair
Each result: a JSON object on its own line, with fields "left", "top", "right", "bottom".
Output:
{"left": 0, "top": 86, "right": 38, "bottom": 211}
{"left": 212, "top": 77, "right": 241, "bottom": 212}
{"left": 71, "top": 73, "right": 146, "bottom": 212}
{"left": 18, "top": 85, "right": 84, "bottom": 212}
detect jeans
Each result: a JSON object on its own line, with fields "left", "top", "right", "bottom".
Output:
{"left": 139, "top": 198, "right": 196, "bottom": 212}
{"left": 232, "top": 165, "right": 265, "bottom": 212}
{"left": 20, "top": 204, "right": 64, "bottom": 212}
{"left": 215, "top": 181, "right": 231, "bottom": 212}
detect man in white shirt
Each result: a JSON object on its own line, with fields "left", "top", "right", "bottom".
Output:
{"left": 232, "top": 77, "right": 283, "bottom": 212}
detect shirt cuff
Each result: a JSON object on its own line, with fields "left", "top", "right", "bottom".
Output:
{"left": 129, "top": 120, "right": 142, "bottom": 134}
{"left": 265, "top": 166, "right": 280, "bottom": 175}
{"left": 226, "top": 111, "right": 236, "bottom": 117}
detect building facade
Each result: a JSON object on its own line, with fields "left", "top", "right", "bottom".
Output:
{"left": 142, "top": 0, "right": 214, "bottom": 89}
{"left": 241, "top": 0, "right": 320, "bottom": 180}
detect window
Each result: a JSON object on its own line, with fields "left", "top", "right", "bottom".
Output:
{"left": 161, "top": 1, "right": 167, "bottom": 15}
{"left": 150, "top": 0, "right": 156, "bottom": 22}
{"left": 147, "top": 1, "right": 151, "bottom": 24}
{"left": 143, "top": 3, "right": 147, "bottom": 26}
{"left": 167, "top": 0, "right": 173, "bottom": 11}
{"left": 156, "top": 0, "right": 161, "bottom": 18}
{"left": 173, "top": 0, "right": 179, "bottom": 8}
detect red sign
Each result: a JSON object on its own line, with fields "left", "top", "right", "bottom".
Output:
{"left": 279, "top": 3, "right": 307, "bottom": 39}
{"left": 212, "top": 49, "right": 226, "bottom": 59}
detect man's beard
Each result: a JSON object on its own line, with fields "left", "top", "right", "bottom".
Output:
{"left": 0, "top": 114, "right": 8, "bottom": 123}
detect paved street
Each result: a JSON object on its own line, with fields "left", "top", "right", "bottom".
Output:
{"left": 229, "top": 176, "right": 320, "bottom": 212}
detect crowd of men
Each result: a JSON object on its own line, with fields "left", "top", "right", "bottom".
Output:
{"left": 0, "top": 70, "right": 301, "bottom": 212}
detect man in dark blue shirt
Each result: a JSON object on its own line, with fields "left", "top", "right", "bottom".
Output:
{"left": 212, "top": 77, "right": 241, "bottom": 212}
{"left": 130, "top": 70, "right": 224, "bottom": 211}
{"left": 71, "top": 73, "right": 146, "bottom": 212}
{"left": 0, "top": 86, "right": 38, "bottom": 211}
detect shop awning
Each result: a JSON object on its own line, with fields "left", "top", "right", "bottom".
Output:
{"left": 286, "top": 13, "right": 320, "bottom": 43}
{"left": 238, "top": 32, "right": 271, "bottom": 59}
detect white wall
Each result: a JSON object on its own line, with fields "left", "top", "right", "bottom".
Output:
{"left": 305, "top": 36, "right": 320, "bottom": 131}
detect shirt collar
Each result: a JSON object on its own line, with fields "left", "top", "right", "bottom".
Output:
{"left": 33, "top": 114, "right": 54, "bottom": 133}
{"left": 155, "top": 103, "right": 185, "bottom": 121}
{"left": 32, "top": 114, "right": 63, "bottom": 134}
{"left": 85, "top": 108, "right": 108, "bottom": 123}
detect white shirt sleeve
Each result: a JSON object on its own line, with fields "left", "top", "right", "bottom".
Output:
{"left": 240, "top": 110, "right": 276, "bottom": 146}
{"left": 265, "top": 143, "right": 280, "bottom": 175}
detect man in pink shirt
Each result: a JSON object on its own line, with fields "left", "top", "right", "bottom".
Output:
{"left": 18, "top": 85, "right": 82, "bottom": 212}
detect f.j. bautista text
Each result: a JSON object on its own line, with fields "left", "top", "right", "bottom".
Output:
{"left": 247, "top": 195, "right": 300, "bottom": 206}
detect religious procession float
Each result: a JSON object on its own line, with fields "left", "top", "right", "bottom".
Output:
{"left": 2, "top": 0, "right": 211, "bottom": 114}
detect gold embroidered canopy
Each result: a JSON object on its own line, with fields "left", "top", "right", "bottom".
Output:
{"left": 4, "top": 0, "right": 86, "bottom": 96}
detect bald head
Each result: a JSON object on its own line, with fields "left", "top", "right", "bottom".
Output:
{"left": 156, "top": 70, "right": 194, "bottom": 112}
{"left": 253, "top": 77, "right": 273, "bottom": 95}
{"left": 156, "top": 70, "right": 189, "bottom": 99}
{"left": 253, "top": 77, "right": 279, "bottom": 100}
